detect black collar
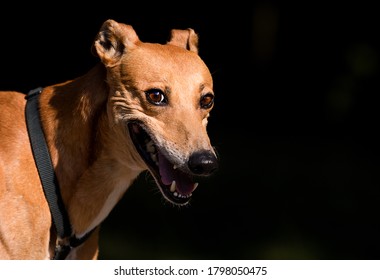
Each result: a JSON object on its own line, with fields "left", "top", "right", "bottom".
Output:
{"left": 25, "top": 87, "right": 94, "bottom": 259}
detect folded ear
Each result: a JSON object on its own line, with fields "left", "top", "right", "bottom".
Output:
{"left": 92, "top": 19, "right": 139, "bottom": 67}
{"left": 167, "top": 28, "right": 199, "bottom": 53}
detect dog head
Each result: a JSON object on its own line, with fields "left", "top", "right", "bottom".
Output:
{"left": 93, "top": 19, "right": 218, "bottom": 206}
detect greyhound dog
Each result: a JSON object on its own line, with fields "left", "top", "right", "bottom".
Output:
{"left": 0, "top": 19, "right": 218, "bottom": 259}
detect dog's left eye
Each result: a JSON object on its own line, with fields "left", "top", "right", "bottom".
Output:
{"left": 200, "top": 93, "right": 214, "bottom": 109}
{"left": 145, "top": 89, "right": 167, "bottom": 105}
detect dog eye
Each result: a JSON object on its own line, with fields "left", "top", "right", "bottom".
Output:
{"left": 200, "top": 93, "right": 214, "bottom": 109}
{"left": 145, "top": 89, "right": 167, "bottom": 105}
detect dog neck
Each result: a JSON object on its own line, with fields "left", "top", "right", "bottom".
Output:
{"left": 38, "top": 63, "right": 142, "bottom": 238}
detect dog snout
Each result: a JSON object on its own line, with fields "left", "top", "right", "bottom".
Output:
{"left": 188, "top": 150, "right": 218, "bottom": 176}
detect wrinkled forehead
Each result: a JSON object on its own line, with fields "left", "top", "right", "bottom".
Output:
{"left": 121, "top": 43, "right": 213, "bottom": 86}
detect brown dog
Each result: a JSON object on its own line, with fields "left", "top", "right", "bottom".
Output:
{"left": 0, "top": 19, "right": 218, "bottom": 259}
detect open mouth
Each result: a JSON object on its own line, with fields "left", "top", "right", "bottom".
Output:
{"left": 128, "top": 122, "right": 197, "bottom": 205}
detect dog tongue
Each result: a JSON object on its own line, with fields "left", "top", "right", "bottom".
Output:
{"left": 158, "top": 152, "right": 194, "bottom": 195}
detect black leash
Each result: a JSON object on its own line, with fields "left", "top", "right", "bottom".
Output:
{"left": 25, "top": 87, "right": 94, "bottom": 259}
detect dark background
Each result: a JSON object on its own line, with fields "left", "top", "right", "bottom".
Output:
{"left": 1, "top": 2, "right": 379, "bottom": 259}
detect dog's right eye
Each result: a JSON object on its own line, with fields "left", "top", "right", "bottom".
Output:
{"left": 145, "top": 89, "right": 167, "bottom": 105}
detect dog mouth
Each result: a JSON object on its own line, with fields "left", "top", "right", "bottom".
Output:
{"left": 128, "top": 122, "right": 197, "bottom": 205}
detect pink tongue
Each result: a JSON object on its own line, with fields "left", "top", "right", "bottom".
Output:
{"left": 158, "top": 152, "right": 194, "bottom": 195}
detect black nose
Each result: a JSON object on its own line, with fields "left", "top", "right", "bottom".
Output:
{"left": 188, "top": 150, "right": 218, "bottom": 176}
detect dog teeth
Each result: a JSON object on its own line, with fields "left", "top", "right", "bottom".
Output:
{"left": 146, "top": 141, "right": 155, "bottom": 153}
{"left": 170, "top": 181, "right": 176, "bottom": 192}
{"left": 173, "top": 165, "right": 178, "bottom": 170}
{"left": 145, "top": 140, "right": 159, "bottom": 164}
{"left": 150, "top": 153, "right": 157, "bottom": 163}
{"left": 169, "top": 181, "right": 198, "bottom": 199}
{"left": 173, "top": 191, "right": 192, "bottom": 198}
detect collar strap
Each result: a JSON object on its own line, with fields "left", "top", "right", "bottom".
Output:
{"left": 25, "top": 87, "right": 94, "bottom": 259}
{"left": 53, "top": 229, "right": 96, "bottom": 260}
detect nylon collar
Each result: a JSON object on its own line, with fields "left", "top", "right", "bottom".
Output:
{"left": 25, "top": 87, "right": 94, "bottom": 259}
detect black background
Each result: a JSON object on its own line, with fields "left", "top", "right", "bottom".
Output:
{"left": 1, "top": 2, "right": 379, "bottom": 259}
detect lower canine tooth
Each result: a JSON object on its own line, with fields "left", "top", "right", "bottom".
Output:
{"left": 193, "top": 182, "right": 199, "bottom": 191}
{"left": 170, "top": 181, "right": 176, "bottom": 192}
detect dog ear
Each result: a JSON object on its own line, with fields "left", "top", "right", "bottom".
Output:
{"left": 92, "top": 19, "right": 139, "bottom": 67}
{"left": 167, "top": 28, "right": 199, "bottom": 53}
